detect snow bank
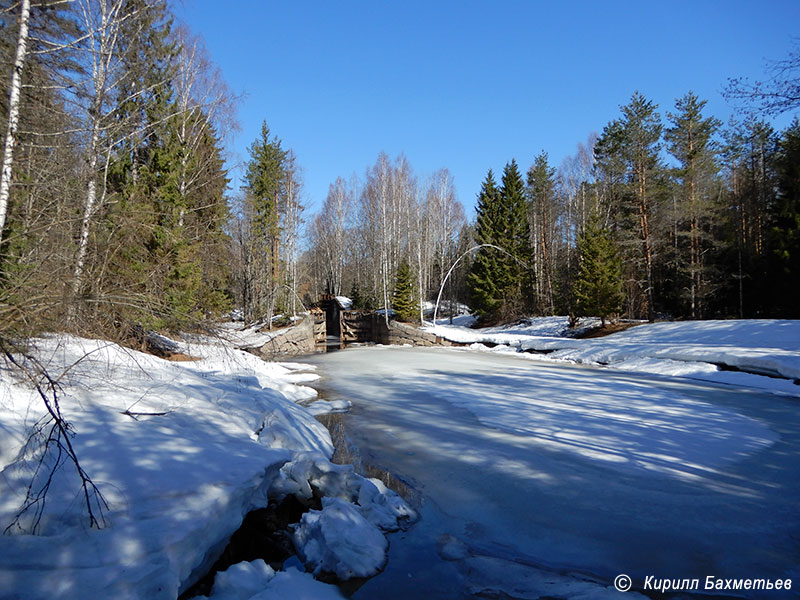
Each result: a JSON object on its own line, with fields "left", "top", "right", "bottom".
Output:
{"left": 0, "top": 334, "right": 413, "bottom": 599}
{"left": 427, "top": 315, "right": 574, "bottom": 345}
{"left": 272, "top": 452, "right": 417, "bottom": 531}
{"left": 204, "top": 560, "right": 344, "bottom": 600}
{"left": 425, "top": 319, "right": 800, "bottom": 395}
{"left": 271, "top": 452, "right": 416, "bottom": 579}
{"left": 292, "top": 497, "right": 389, "bottom": 579}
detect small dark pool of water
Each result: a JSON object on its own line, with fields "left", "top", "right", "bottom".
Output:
{"left": 178, "top": 494, "right": 320, "bottom": 599}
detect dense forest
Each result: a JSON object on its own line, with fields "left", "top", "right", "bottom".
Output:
{"left": 1, "top": 1, "right": 798, "bottom": 343}
{"left": 0, "top": 0, "right": 237, "bottom": 339}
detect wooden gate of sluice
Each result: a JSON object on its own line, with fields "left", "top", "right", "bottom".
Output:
{"left": 313, "top": 295, "right": 449, "bottom": 352}
{"left": 314, "top": 295, "right": 377, "bottom": 351}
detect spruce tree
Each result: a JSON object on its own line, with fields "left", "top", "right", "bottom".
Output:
{"left": 767, "top": 119, "right": 800, "bottom": 316}
{"left": 243, "top": 121, "right": 288, "bottom": 322}
{"left": 467, "top": 163, "right": 534, "bottom": 321}
{"left": 349, "top": 281, "right": 363, "bottom": 310}
{"left": 467, "top": 170, "right": 504, "bottom": 318}
{"left": 391, "top": 261, "right": 417, "bottom": 322}
{"left": 573, "top": 212, "right": 624, "bottom": 327}
{"left": 499, "top": 159, "right": 534, "bottom": 316}
{"left": 245, "top": 121, "right": 288, "bottom": 237}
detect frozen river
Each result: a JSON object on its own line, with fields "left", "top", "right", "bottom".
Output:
{"left": 301, "top": 346, "right": 800, "bottom": 598}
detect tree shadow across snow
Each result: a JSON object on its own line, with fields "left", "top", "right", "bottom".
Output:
{"left": 313, "top": 348, "right": 800, "bottom": 592}
{"left": 0, "top": 338, "right": 324, "bottom": 599}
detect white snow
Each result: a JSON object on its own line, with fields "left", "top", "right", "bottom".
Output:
{"left": 0, "top": 333, "right": 414, "bottom": 599}
{"left": 207, "top": 318, "right": 314, "bottom": 352}
{"left": 3, "top": 317, "right": 797, "bottom": 598}
{"left": 335, "top": 296, "right": 353, "bottom": 310}
{"left": 304, "top": 399, "right": 352, "bottom": 416}
{"left": 204, "top": 560, "right": 344, "bottom": 600}
{"left": 292, "top": 497, "right": 389, "bottom": 579}
{"left": 425, "top": 318, "right": 800, "bottom": 396}
{"left": 271, "top": 451, "right": 417, "bottom": 532}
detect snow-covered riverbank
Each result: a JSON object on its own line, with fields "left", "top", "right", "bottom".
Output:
{"left": 424, "top": 318, "right": 800, "bottom": 396}
{"left": 0, "top": 334, "right": 414, "bottom": 600}
{"left": 2, "top": 318, "right": 797, "bottom": 599}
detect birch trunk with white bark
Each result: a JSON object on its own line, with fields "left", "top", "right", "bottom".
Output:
{"left": 0, "top": 0, "right": 32, "bottom": 245}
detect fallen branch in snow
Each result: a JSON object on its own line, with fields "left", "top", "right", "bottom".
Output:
{"left": 1, "top": 339, "right": 109, "bottom": 534}
{"left": 121, "top": 409, "right": 171, "bottom": 420}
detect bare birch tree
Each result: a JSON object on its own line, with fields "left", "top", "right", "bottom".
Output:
{"left": 0, "top": 0, "right": 31, "bottom": 245}
{"left": 69, "top": 0, "right": 171, "bottom": 310}
{"left": 281, "top": 151, "right": 303, "bottom": 316}
{"left": 311, "top": 176, "right": 353, "bottom": 296}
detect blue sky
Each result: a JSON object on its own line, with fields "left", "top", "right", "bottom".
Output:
{"left": 173, "top": 1, "right": 800, "bottom": 216}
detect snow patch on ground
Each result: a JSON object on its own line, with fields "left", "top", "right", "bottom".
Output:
{"left": 202, "top": 318, "right": 312, "bottom": 352}
{"left": 425, "top": 318, "right": 800, "bottom": 396}
{"left": 292, "top": 497, "right": 389, "bottom": 579}
{"left": 204, "top": 560, "right": 345, "bottom": 599}
{"left": 0, "top": 333, "right": 413, "bottom": 599}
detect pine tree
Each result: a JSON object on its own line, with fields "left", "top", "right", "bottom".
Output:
{"left": 614, "top": 91, "right": 665, "bottom": 320}
{"left": 391, "top": 261, "right": 417, "bottom": 322}
{"left": 665, "top": 91, "right": 723, "bottom": 319}
{"left": 718, "top": 117, "right": 778, "bottom": 317}
{"left": 573, "top": 212, "right": 624, "bottom": 327}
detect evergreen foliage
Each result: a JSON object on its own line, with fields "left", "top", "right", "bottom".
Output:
{"left": 467, "top": 170, "right": 504, "bottom": 318}
{"left": 244, "top": 121, "right": 288, "bottom": 240}
{"left": 665, "top": 92, "right": 723, "bottom": 318}
{"left": 391, "top": 261, "right": 417, "bottom": 322}
{"left": 617, "top": 91, "right": 664, "bottom": 321}
{"left": 716, "top": 117, "right": 779, "bottom": 317}
{"left": 767, "top": 118, "right": 800, "bottom": 316}
{"left": 349, "top": 281, "right": 365, "bottom": 311}
{"left": 466, "top": 162, "right": 533, "bottom": 322}
{"left": 241, "top": 121, "right": 289, "bottom": 323}
{"left": 3, "top": 5, "right": 800, "bottom": 341}
{"left": 573, "top": 213, "right": 624, "bottom": 326}
{"left": 0, "top": 0, "right": 234, "bottom": 337}
{"left": 499, "top": 159, "right": 535, "bottom": 316}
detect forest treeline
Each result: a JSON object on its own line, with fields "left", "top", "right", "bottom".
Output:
{"left": 1, "top": 1, "right": 798, "bottom": 342}
{"left": 304, "top": 85, "right": 800, "bottom": 325}
{"left": 458, "top": 90, "right": 800, "bottom": 324}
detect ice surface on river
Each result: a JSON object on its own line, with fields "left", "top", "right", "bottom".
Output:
{"left": 308, "top": 345, "right": 800, "bottom": 599}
